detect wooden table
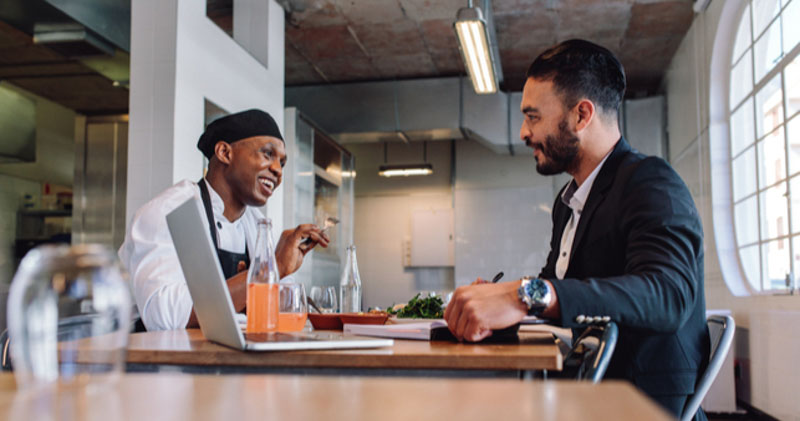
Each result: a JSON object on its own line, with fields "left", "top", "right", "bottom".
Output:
{"left": 0, "top": 373, "right": 673, "bottom": 421}
{"left": 72, "top": 328, "right": 562, "bottom": 377}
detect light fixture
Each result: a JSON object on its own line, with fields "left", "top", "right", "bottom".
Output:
{"left": 378, "top": 164, "right": 433, "bottom": 177}
{"left": 454, "top": 2, "right": 499, "bottom": 94}
{"left": 378, "top": 141, "right": 434, "bottom": 177}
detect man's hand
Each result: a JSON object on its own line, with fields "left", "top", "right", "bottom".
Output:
{"left": 472, "top": 277, "right": 489, "bottom": 285}
{"left": 275, "top": 224, "right": 330, "bottom": 278}
{"left": 443, "top": 281, "right": 528, "bottom": 342}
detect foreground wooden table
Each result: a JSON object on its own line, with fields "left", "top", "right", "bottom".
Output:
{"left": 0, "top": 373, "right": 673, "bottom": 421}
{"left": 73, "top": 328, "right": 561, "bottom": 375}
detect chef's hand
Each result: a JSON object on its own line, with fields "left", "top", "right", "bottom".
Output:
{"left": 275, "top": 224, "right": 330, "bottom": 278}
{"left": 443, "top": 281, "right": 527, "bottom": 342}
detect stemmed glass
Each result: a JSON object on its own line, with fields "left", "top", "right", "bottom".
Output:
{"left": 310, "top": 286, "right": 338, "bottom": 314}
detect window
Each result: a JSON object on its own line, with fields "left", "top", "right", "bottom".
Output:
{"left": 729, "top": 0, "right": 800, "bottom": 292}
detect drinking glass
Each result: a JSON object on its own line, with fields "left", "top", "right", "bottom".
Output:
{"left": 7, "top": 244, "right": 132, "bottom": 389}
{"left": 277, "top": 283, "right": 307, "bottom": 332}
{"left": 311, "top": 286, "right": 338, "bottom": 313}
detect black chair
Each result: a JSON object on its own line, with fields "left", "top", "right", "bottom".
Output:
{"left": 562, "top": 321, "right": 618, "bottom": 383}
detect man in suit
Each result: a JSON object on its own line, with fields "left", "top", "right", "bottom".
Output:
{"left": 444, "top": 39, "right": 709, "bottom": 419}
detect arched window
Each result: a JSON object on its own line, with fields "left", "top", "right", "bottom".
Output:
{"left": 727, "top": 0, "right": 800, "bottom": 293}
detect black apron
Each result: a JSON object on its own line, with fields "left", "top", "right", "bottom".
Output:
{"left": 133, "top": 180, "right": 251, "bottom": 332}
{"left": 198, "top": 179, "right": 250, "bottom": 279}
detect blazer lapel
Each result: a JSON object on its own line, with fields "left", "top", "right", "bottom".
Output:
{"left": 569, "top": 138, "right": 632, "bottom": 258}
{"left": 551, "top": 182, "right": 573, "bottom": 248}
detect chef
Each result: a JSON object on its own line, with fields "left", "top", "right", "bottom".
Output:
{"left": 119, "top": 109, "right": 329, "bottom": 331}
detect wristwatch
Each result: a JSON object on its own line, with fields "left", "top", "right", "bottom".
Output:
{"left": 518, "top": 276, "right": 552, "bottom": 316}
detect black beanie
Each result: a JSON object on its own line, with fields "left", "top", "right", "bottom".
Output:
{"left": 197, "top": 109, "right": 284, "bottom": 158}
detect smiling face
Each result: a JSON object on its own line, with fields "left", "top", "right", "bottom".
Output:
{"left": 223, "top": 135, "right": 286, "bottom": 207}
{"left": 519, "top": 78, "right": 581, "bottom": 176}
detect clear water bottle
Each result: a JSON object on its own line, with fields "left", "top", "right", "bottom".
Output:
{"left": 246, "top": 218, "right": 280, "bottom": 333}
{"left": 339, "top": 244, "right": 362, "bottom": 313}
{"left": 7, "top": 244, "right": 132, "bottom": 388}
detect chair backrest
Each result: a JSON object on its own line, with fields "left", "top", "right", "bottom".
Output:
{"left": 681, "top": 315, "right": 735, "bottom": 421}
{"left": 563, "top": 321, "right": 618, "bottom": 383}
{"left": 0, "top": 328, "right": 10, "bottom": 371}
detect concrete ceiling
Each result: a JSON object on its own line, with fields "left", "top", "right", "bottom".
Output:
{"left": 0, "top": 20, "right": 129, "bottom": 115}
{"left": 273, "top": 0, "right": 695, "bottom": 95}
{"left": 0, "top": 0, "right": 694, "bottom": 117}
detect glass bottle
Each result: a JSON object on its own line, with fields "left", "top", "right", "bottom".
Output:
{"left": 246, "top": 218, "right": 280, "bottom": 333}
{"left": 339, "top": 244, "right": 362, "bottom": 313}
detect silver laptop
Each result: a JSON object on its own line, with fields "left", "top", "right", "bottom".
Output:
{"left": 166, "top": 195, "right": 394, "bottom": 351}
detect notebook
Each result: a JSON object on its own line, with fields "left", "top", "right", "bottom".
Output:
{"left": 166, "top": 195, "right": 394, "bottom": 352}
{"left": 344, "top": 320, "right": 521, "bottom": 343}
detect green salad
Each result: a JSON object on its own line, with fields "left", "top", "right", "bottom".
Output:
{"left": 387, "top": 293, "right": 444, "bottom": 319}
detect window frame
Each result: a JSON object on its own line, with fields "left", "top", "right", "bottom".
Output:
{"left": 713, "top": 0, "right": 800, "bottom": 296}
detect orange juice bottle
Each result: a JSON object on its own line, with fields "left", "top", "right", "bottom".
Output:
{"left": 246, "top": 219, "right": 279, "bottom": 333}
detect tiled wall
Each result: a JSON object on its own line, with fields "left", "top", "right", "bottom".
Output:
{"left": 665, "top": 1, "right": 800, "bottom": 419}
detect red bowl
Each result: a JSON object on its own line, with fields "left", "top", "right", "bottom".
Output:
{"left": 308, "top": 313, "right": 343, "bottom": 330}
{"left": 339, "top": 312, "right": 389, "bottom": 325}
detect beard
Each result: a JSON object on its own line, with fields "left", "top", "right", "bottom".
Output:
{"left": 534, "top": 119, "right": 580, "bottom": 175}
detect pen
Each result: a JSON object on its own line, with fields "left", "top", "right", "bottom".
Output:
{"left": 491, "top": 271, "right": 504, "bottom": 283}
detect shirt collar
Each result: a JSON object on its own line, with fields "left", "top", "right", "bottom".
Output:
{"left": 561, "top": 150, "right": 613, "bottom": 212}
{"left": 203, "top": 178, "right": 238, "bottom": 223}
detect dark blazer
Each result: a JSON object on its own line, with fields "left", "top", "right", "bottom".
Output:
{"left": 541, "top": 138, "right": 709, "bottom": 403}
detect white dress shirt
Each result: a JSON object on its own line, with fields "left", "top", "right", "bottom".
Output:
{"left": 118, "top": 179, "right": 265, "bottom": 331}
{"left": 555, "top": 151, "right": 612, "bottom": 279}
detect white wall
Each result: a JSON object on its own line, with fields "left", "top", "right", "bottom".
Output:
{"left": 356, "top": 194, "right": 455, "bottom": 309}
{"left": 348, "top": 140, "right": 454, "bottom": 309}
{"left": 624, "top": 96, "right": 666, "bottom": 159}
{"left": 127, "top": 0, "right": 285, "bottom": 231}
{"left": 348, "top": 138, "right": 554, "bottom": 309}
{"left": 664, "top": 1, "right": 800, "bottom": 419}
{"left": 454, "top": 139, "right": 553, "bottom": 287}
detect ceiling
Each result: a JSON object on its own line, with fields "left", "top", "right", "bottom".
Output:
{"left": 0, "top": 0, "right": 694, "bottom": 116}
{"left": 0, "top": 20, "right": 129, "bottom": 115}
{"left": 272, "top": 0, "right": 695, "bottom": 95}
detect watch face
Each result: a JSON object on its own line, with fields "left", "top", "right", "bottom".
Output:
{"left": 526, "top": 278, "right": 549, "bottom": 306}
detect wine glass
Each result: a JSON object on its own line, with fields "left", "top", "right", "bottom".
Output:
{"left": 277, "top": 283, "right": 307, "bottom": 332}
{"left": 311, "top": 286, "right": 338, "bottom": 314}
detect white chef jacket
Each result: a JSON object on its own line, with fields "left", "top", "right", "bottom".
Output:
{"left": 118, "top": 179, "right": 266, "bottom": 331}
{"left": 555, "top": 151, "right": 612, "bottom": 279}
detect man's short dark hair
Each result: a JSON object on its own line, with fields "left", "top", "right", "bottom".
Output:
{"left": 526, "top": 39, "right": 626, "bottom": 119}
